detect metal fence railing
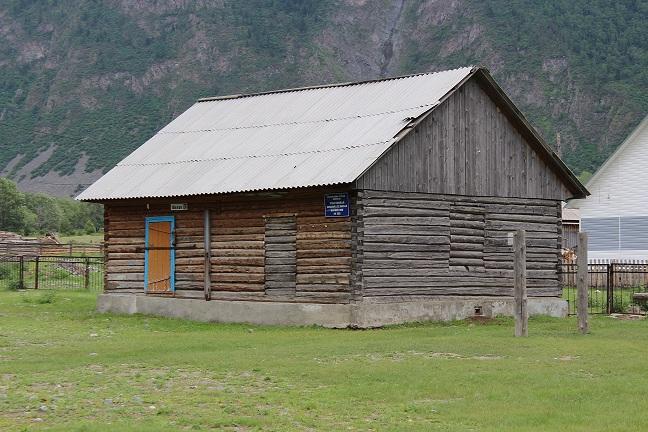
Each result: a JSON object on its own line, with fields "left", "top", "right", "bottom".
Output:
{"left": 560, "top": 262, "right": 648, "bottom": 315}
{"left": 0, "top": 255, "right": 104, "bottom": 292}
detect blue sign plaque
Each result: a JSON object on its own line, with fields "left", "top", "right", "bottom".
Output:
{"left": 325, "top": 193, "right": 350, "bottom": 217}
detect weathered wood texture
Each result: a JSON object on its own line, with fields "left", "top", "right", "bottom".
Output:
{"left": 264, "top": 215, "right": 297, "bottom": 297}
{"left": 513, "top": 230, "right": 528, "bottom": 337}
{"left": 103, "top": 188, "right": 353, "bottom": 303}
{"left": 357, "top": 190, "right": 561, "bottom": 299}
{"left": 355, "top": 77, "right": 572, "bottom": 201}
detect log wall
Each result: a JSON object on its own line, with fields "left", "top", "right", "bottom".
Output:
{"left": 356, "top": 190, "right": 562, "bottom": 299}
{"left": 104, "top": 188, "right": 353, "bottom": 303}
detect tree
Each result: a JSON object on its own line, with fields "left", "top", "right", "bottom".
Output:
{"left": 0, "top": 177, "right": 27, "bottom": 232}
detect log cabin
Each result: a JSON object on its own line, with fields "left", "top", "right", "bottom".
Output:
{"left": 77, "top": 67, "right": 588, "bottom": 327}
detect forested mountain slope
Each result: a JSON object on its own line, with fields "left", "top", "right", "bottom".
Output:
{"left": 0, "top": 0, "right": 646, "bottom": 196}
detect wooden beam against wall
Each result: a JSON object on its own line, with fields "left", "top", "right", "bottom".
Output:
{"left": 513, "top": 230, "right": 528, "bottom": 337}
{"left": 204, "top": 209, "right": 212, "bottom": 301}
{"left": 577, "top": 232, "right": 589, "bottom": 334}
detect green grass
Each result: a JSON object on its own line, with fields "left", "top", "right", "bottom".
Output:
{"left": 58, "top": 233, "right": 104, "bottom": 244}
{"left": 1, "top": 291, "right": 648, "bottom": 431}
{"left": 563, "top": 286, "right": 646, "bottom": 314}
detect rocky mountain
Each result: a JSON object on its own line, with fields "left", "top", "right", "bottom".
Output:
{"left": 0, "top": 0, "right": 646, "bottom": 196}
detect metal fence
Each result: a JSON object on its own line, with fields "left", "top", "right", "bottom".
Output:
{"left": 560, "top": 262, "right": 648, "bottom": 315}
{"left": 0, "top": 255, "right": 104, "bottom": 291}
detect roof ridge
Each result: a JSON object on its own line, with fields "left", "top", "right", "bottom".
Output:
{"left": 159, "top": 102, "right": 436, "bottom": 134}
{"left": 197, "top": 66, "right": 476, "bottom": 103}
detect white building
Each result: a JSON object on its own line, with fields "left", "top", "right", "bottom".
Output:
{"left": 569, "top": 115, "right": 648, "bottom": 260}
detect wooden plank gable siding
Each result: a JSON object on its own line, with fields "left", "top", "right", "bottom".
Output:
{"left": 356, "top": 190, "right": 561, "bottom": 298}
{"left": 355, "top": 77, "right": 572, "bottom": 201}
{"left": 103, "top": 188, "right": 353, "bottom": 303}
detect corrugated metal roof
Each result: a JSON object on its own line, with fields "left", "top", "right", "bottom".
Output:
{"left": 77, "top": 67, "right": 475, "bottom": 200}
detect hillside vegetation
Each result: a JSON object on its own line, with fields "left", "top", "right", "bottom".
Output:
{"left": 0, "top": 177, "right": 102, "bottom": 235}
{"left": 0, "top": 0, "right": 646, "bottom": 195}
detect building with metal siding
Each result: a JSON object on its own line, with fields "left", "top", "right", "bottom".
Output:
{"left": 569, "top": 115, "right": 648, "bottom": 261}
{"left": 78, "top": 67, "right": 587, "bottom": 327}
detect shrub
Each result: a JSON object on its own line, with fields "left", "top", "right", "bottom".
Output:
{"left": 4, "top": 278, "right": 22, "bottom": 291}
{"left": 0, "top": 265, "right": 10, "bottom": 280}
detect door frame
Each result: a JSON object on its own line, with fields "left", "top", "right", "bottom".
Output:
{"left": 144, "top": 215, "right": 176, "bottom": 293}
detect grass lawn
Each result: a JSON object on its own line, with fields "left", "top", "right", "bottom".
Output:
{"left": 1, "top": 291, "right": 648, "bottom": 431}
{"left": 57, "top": 233, "right": 104, "bottom": 244}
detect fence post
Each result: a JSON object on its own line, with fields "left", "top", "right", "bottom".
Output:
{"left": 69, "top": 243, "right": 73, "bottom": 256}
{"left": 514, "top": 230, "right": 528, "bottom": 337}
{"left": 84, "top": 257, "right": 90, "bottom": 290}
{"left": 606, "top": 263, "right": 614, "bottom": 314}
{"left": 34, "top": 256, "right": 39, "bottom": 290}
{"left": 577, "top": 232, "right": 589, "bottom": 334}
{"left": 19, "top": 255, "right": 24, "bottom": 290}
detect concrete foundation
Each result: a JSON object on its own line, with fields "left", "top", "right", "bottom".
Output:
{"left": 97, "top": 294, "right": 567, "bottom": 328}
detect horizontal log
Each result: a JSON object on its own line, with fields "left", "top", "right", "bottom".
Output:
{"left": 106, "top": 265, "right": 144, "bottom": 273}
{"left": 363, "top": 225, "right": 449, "bottom": 236}
{"left": 361, "top": 190, "right": 556, "bottom": 207}
{"left": 362, "top": 251, "right": 449, "bottom": 261}
{"left": 296, "top": 283, "right": 350, "bottom": 292}
{"left": 211, "top": 234, "right": 264, "bottom": 242}
{"left": 297, "top": 265, "right": 351, "bottom": 274}
{"left": 362, "top": 243, "right": 449, "bottom": 252}
{"left": 449, "top": 220, "right": 485, "bottom": 229}
{"left": 364, "top": 235, "right": 450, "bottom": 245}
{"left": 213, "top": 273, "right": 265, "bottom": 283}
{"left": 211, "top": 240, "right": 263, "bottom": 250}
{"left": 265, "top": 264, "right": 297, "bottom": 273}
{"left": 212, "top": 265, "right": 265, "bottom": 273}
{"left": 211, "top": 282, "right": 264, "bottom": 292}
{"left": 363, "top": 207, "right": 449, "bottom": 218}
{"left": 265, "top": 273, "right": 296, "bottom": 282}
{"left": 297, "top": 222, "right": 351, "bottom": 232}
{"left": 265, "top": 251, "right": 296, "bottom": 259}
{"left": 296, "top": 249, "right": 352, "bottom": 258}
{"left": 212, "top": 226, "right": 265, "bottom": 235}
{"left": 107, "top": 273, "right": 144, "bottom": 282}
{"left": 297, "top": 240, "right": 352, "bottom": 249}
{"left": 449, "top": 258, "right": 484, "bottom": 267}
{"left": 296, "top": 274, "right": 349, "bottom": 284}
{"left": 449, "top": 228, "right": 484, "bottom": 237}
{"left": 296, "top": 257, "right": 352, "bottom": 266}
{"left": 265, "top": 257, "right": 297, "bottom": 266}
{"left": 450, "top": 250, "right": 484, "bottom": 259}
{"left": 486, "top": 220, "right": 557, "bottom": 233}
{"left": 363, "top": 216, "right": 449, "bottom": 226}
{"left": 107, "top": 253, "right": 144, "bottom": 260}
{"left": 362, "top": 258, "right": 449, "bottom": 269}
{"left": 264, "top": 243, "right": 296, "bottom": 252}
{"left": 212, "top": 257, "right": 264, "bottom": 266}
{"left": 296, "top": 231, "right": 351, "bottom": 240}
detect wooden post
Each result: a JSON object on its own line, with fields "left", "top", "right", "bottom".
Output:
{"left": 19, "top": 255, "right": 24, "bottom": 290}
{"left": 203, "top": 209, "right": 212, "bottom": 301}
{"left": 34, "top": 256, "right": 39, "bottom": 290}
{"left": 513, "top": 230, "right": 528, "bottom": 337}
{"left": 577, "top": 232, "right": 589, "bottom": 334}
{"left": 84, "top": 257, "right": 90, "bottom": 290}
